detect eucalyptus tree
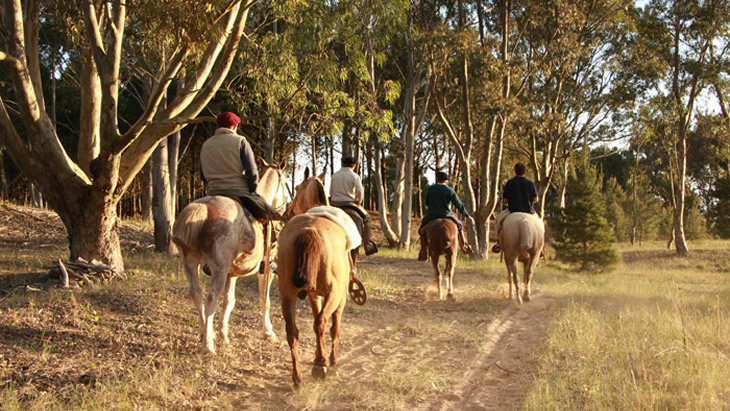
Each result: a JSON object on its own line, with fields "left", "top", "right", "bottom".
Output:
{"left": 0, "top": 0, "right": 256, "bottom": 270}
{"left": 514, "top": 0, "right": 638, "bottom": 218}
{"left": 633, "top": 0, "right": 730, "bottom": 256}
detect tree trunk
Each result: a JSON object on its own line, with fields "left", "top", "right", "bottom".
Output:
{"left": 168, "top": 130, "right": 180, "bottom": 214}
{"left": 391, "top": 153, "right": 405, "bottom": 240}
{"left": 374, "top": 142, "right": 398, "bottom": 246}
{"left": 311, "top": 136, "right": 318, "bottom": 175}
{"left": 55, "top": 187, "right": 124, "bottom": 271}
{"left": 0, "top": 148, "right": 7, "bottom": 200}
{"left": 78, "top": 47, "right": 101, "bottom": 177}
{"left": 141, "top": 160, "right": 153, "bottom": 223}
{"left": 152, "top": 138, "right": 176, "bottom": 253}
{"left": 265, "top": 115, "right": 276, "bottom": 163}
{"left": 672, "top": 137, "right": 689, "bottom": 256}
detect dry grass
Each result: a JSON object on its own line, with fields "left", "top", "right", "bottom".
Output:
{"left": 524, "top": 240, "right": 730, "bottom": 409}
{"left": 1, "top": 205, "right": 728, "bottom": 409}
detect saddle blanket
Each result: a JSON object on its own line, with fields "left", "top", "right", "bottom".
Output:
{"left": 304, "top": 206, "right": 362, "bottom": 251}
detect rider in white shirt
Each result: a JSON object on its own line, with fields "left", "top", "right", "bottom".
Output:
{"left": 330, "top": 157, "right": 378, "bottom": 255}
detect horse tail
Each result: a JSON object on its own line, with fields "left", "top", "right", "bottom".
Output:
{"left": 292, "top": 229, "right": 322, "bottom": 289}
{"left": 172, "top": 203, "right": 208, "bottom": 250}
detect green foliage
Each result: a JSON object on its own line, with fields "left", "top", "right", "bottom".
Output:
{"left": 602, "top": 177, "right": 628, "bottom": 242}
{"left": 550, "top": 160, "right": 619, "bottom": 272}
{"left": 623, "top": 168, "right": 663, "bottom": 244}
{"left": 684, "top": 192, "right": 708, "bottom": 240}
{"left": 709, "top": 177, "right": 730, "bottom": 238}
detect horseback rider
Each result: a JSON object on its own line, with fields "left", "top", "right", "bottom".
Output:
{"left": 493, "top": 162, "right": 538, "bottom": 252}
{"left": 418, "top": 171, "right": 475, "bottom": 261}
{"left": 330, "top": 156, "right": 378, "bottom": 256}
{"left": 199, "top": 111, "right": 284, "bottom": 222}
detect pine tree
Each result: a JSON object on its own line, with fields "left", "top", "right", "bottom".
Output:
{"left": 603, "top": 177, "right": 628, "bottom": 242}
{"left": 549, "top": 161, "right": 619, "bottom": 272}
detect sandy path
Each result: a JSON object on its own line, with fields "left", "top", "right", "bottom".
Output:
{"left": 261, "top": 255, "right": 556, "bottom": 410}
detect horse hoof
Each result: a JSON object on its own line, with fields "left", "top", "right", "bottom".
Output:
{"left": 447, "top": 293, "right": 455, "bottom": 301}
{"left": 312, "top": 365, "right": 327, "bottom": 380}
{"left": 523, "top": 294, "right": 531, "bottom": 302}
{"left": 264, "top": 332, "right": 278, "bottom": 343}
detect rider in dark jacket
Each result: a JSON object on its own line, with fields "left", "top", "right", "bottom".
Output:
{"left": 418, "top": 171, "right": 475, "bottom": 261}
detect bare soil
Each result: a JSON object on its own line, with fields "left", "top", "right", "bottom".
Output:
{"left": 0, "top": 204, "right": 554, "bottom": 409}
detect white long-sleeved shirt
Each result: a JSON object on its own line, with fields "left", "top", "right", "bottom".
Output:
{"left": 330, "top": 166, "right": 363, "bottom": 204}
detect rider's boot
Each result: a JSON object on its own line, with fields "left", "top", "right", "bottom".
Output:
{"left": 362, "top": 214, "right": 378, "bottom": 256}
{"left": 459, "top": 230, "right": 474, "bottom": 255}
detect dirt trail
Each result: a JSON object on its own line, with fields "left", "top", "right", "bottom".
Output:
{"left": 264, "top": 254, "right": 556, "bottom": 409}
{"left": 0, "top": 205, "right": 556, "bottom": 409}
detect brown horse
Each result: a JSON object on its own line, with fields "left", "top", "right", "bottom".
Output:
{"left": 172, "top": 160, "right": 286, "bottom": 354}
{"left": 422, "top": 218, "right": 459, "bottom": 301}
{"left": 277, "top": 213, "right": 354, "bottom": 385}
{"left": 498, "top": 212, "right": 545, "bottom": 304}
{"left": 286, "top": 167, "right": 367, "bottom": 273}
{"left": 284, "top": 167, "right": 328, "bottom": 217}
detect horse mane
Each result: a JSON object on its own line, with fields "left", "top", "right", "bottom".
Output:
{"left": 314, "top": 179, "right": 327, "bottom": 205}
{"left": 292, "top": 229, "right": 322, "bottom": 289}
{"left": 172, "top": 202, "right": 208, "bottom": 250}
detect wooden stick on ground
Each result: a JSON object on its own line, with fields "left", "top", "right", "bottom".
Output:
{"left": 57, "top": 259, "right": 70, "bottom": 288}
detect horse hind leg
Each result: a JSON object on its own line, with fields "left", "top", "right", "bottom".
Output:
{"left": 219, "top": 276, "right": 238, "bottom": 346}
{"left": 445, "top": 249, "right": 457, "bottom": 301}
{"left": 282, "top": 295, "right": 302, "bottom": 385}
{"left": 258, "top": 271, "right": 277, "bottom": 342}
{"left": 522, "top": 255, "right": 538, "bottom": 302}
{"left": 182, "top": 256, "right": 206, "bottom": 343}
{"left": 309, "top": 295, "right": 329, "bottom": 380}
{"left": 430, "top": 255, "right": 443, "bottom": 300}
{"left": 506, "top": 256, "right": 522, "bottom": 304}
{"left": 329, "top": 298, "right": 346, "bottom": 374}
{"left": 203, "top": 263, "right": 231, "bottom": 354}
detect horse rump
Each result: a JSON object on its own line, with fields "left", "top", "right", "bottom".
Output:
{"left": 172, "top": 202, "right": 208, "bottom": 250}
{"left": 292, "top": 229, "right": 322, "bottom": 289}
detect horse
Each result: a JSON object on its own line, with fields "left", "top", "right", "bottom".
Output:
{"left": 498, "top": 212, "right": 545, "bottom": 304}
{"left": 171, "top": 159, "right": 287, "bottom": 354}
{"left": 421, "top": 218, "right": 460, "bottom": 301}
{"left": 277, "top": 208, "right": 358, "bottom": 385}
{"left": 285, "top": 167, "right": 365, "bottom": 276}
{"left": 285, "top": 167, "right": 368, "bottom": 304}
{"left": 284, "top": 167, "right": 328, "bottom": 218}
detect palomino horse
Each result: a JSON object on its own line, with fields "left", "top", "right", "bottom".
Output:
{"left": 172, "top": 160, "right": 287, "bottom": 354}
{"left": 498, "top": 212, "right": 545, "bottom": 304}
{"left": 422, "top": 218, "right": 460, "bottom": 300}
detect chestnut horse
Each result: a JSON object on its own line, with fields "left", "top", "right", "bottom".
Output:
{"left": 498, "top": 212, "right": 545, "bottom": 304}
{"left": 278, "top": 168, "right": 360, "bottom": 385}
{"left": 172, "top": 160, "right": 286, "bottom": 354}
{"left": 284, "top": 167, "right": 328, "bottom": 217}
{"left": 285, "top": 167, "right": 365, "bottom": 272}
{"left": 422, "top": 218, "right": 460, "bottom": 301}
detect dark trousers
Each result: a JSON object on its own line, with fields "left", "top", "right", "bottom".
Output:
{"left": 332, "top": 202, "right": 373, "bottom": 247}
{"left": 419, "top": 214, "right": 464, "bottom": 232}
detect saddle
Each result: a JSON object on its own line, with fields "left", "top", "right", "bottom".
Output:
{"left": 334, "top": 205, "right": 365, "bottom": 234}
